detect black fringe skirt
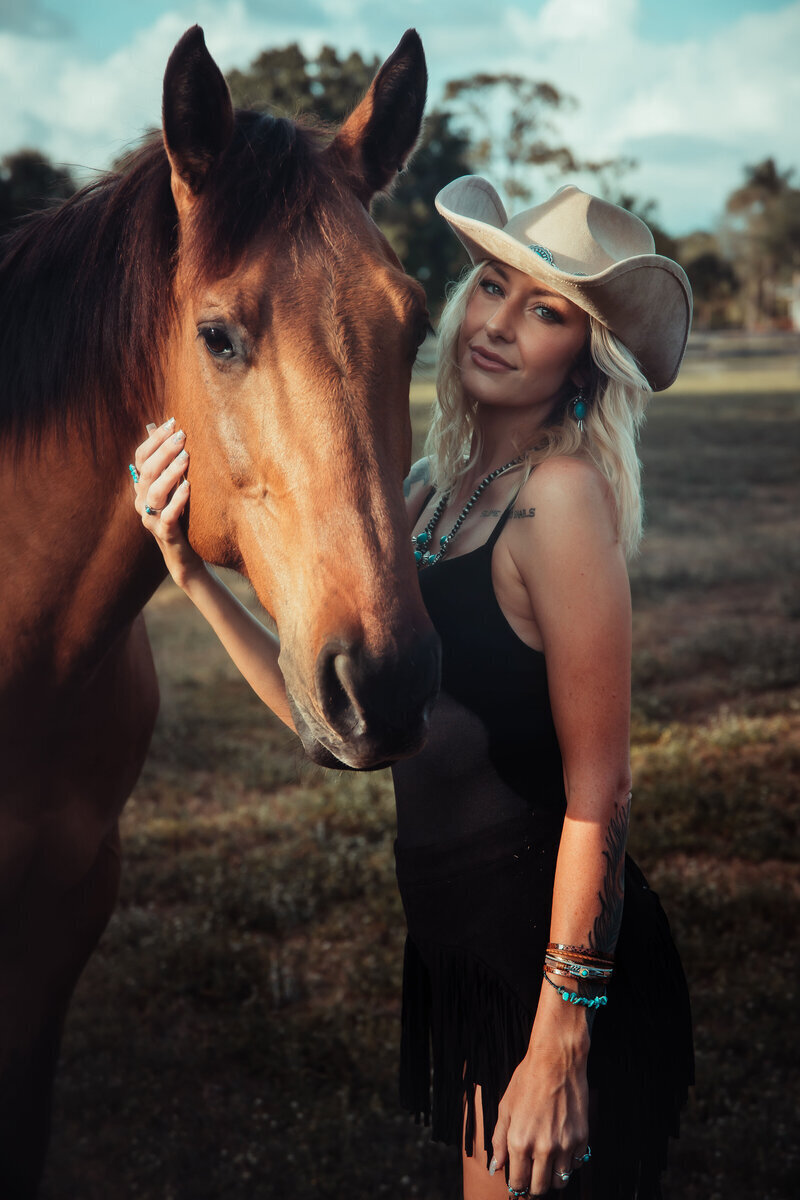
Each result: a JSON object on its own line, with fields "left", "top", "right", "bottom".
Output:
{"left": 395, "top": 813, "right": 694, "bottom": 1199}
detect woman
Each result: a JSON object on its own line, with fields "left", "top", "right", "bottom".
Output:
{"left": 130, "top": 177, "right": 693, "bottom": 1198}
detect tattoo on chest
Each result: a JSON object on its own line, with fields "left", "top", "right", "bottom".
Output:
{"left": 479, "top": 507, "right": 536, "bottom": 519}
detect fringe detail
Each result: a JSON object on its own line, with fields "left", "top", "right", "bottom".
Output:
{"left": 400, "top": 937, "right": 531, "bottom": 1159}
{"left": 399, "top": 857, "right": 694, "bottom": 1200}
{"left": 587, "top": 859, "right": 695, "bottom": 1200}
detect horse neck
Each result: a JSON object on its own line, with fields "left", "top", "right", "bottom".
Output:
{"left": 1, "top": 418, "right": 167, "bottom": 691}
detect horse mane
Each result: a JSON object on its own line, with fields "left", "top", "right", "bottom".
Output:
{"left": 0, "top": 111, "right": 334, "bottom": 450}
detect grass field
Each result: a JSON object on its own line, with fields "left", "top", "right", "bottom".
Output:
{"left": 40, "top": 344, "right": 800, "bottom": 1200}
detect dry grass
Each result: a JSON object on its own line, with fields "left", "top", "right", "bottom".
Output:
{"left": 40, "top": 342, "right": 800, "bottom": 1199}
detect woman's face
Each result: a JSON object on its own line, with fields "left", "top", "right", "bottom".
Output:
{"left": 457, "top": 261, "right": 589, "bottom": 416}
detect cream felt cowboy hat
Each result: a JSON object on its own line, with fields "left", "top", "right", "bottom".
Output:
{"left": 435, "top": 175, "right": 692, "bottom": 391}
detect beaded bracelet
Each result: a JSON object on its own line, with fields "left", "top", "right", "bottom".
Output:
{"left": 544, "top": 955, "right": 613, "bottom": 981}
{"left": 544, "top": 964, "right": 609, "bottom": 984}
{"left": 543, "top": 971, "right": 608, "bottom": 1010}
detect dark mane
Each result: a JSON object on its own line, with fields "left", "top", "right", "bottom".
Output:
{"left": 0, "top": 112, "right": 335, "bottom": 449}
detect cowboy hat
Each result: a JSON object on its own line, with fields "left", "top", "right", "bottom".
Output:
{"left": 435, "top": 176, "right": 692, "bottom": 391}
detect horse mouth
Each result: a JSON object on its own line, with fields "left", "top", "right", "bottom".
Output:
{"left": 280, "top": 629, "right": 441, "bottom": 771}
{"left": 288, "top": 694, "right": 433, "bottom": 771}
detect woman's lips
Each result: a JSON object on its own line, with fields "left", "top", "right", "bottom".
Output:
{"left": 469, "top": 344, "right": 514, "bottom": 371}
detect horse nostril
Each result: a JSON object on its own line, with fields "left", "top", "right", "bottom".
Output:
{"left": 316, "top": 642, "right": 364, "bottom": 738}
{"left": 314, "top": 631, "right": 440, "bottom": 756}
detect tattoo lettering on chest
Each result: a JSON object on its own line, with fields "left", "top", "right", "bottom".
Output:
{"left": 479, "top": 507, "right": 536, "bottom": 519}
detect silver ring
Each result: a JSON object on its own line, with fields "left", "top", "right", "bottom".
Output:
{"left": 128, "top": 463, "right": 140, "bottom": 484}
{"left": 556, "top": 1171, "right": 572, "bottom": 1182}
{"left": 573, "top": 1145, "right": 591, "bottom": 1164}
{"left": 507, "top": 1188, "right": 529, "bottom": 1198}
{"left": 144, "top": 504, "right": 161, "bottom": 516}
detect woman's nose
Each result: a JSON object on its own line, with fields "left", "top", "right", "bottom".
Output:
{"left": 485, "top": 302, "right": 514, "bottom": 340}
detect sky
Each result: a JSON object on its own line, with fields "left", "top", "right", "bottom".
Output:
{"left": 1, "top": 0, "right": 797, "bottom": 236}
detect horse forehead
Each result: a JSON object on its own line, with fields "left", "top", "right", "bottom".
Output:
{"left": 235, "top": 231, "right": 425, "bottom": 320}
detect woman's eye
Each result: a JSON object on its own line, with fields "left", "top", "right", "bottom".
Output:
{"left": 201, "top": 327, "right": 235, "bottom": 358}
{"left": 532, "top": 304, "right": 561, "bottom": 322}
{"left": 480, "top": 279, "right": 503, "bottom": 297}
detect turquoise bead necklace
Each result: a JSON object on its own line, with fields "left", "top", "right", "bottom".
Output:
{"left": 412, "top": 456, "right": 524, "bottom": 570}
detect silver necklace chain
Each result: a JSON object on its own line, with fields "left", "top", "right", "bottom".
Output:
{"left": 412, "top": 456, "right": 524, "bottom": 570}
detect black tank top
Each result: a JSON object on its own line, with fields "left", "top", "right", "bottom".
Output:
{"left": 392, "top": 505, "right": 567, "bottom": 848}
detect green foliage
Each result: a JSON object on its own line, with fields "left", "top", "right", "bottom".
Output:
{"left": 226, "top": 42, "right": 378, "bottom": 125}
{"left": 719, "top": 158, "right": 800, "bottom": 327}
{"left": 0, "top": 148, "right": 76, "bottom": 234}
{"left": 374, "top": 109, "right": 473, "bottom": 308}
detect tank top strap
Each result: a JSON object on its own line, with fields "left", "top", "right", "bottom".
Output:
{"left": 484, "top": 473, "right": 528, "bottom": 551}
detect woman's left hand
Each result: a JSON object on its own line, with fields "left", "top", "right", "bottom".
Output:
{"left": 491, "top": 1027, "right": 590, "bottom": 1196}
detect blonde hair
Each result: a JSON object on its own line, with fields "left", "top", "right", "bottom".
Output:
{"left": 424, "top": 265, "right": 652, "bottom": 558}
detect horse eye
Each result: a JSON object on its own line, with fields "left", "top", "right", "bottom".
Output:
{"left": 201, "top": 327, "right": 234, "bottom": 358}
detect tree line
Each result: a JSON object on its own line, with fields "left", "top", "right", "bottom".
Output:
{"left": 2, "top": 42, "right": 798, "bottom": 330}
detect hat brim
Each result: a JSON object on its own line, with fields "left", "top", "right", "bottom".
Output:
{"left": 436, "top": 176, "right": 692, "bottom": 392}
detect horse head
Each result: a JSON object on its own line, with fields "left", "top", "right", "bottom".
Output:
{"left": 159, "top": 27, "right": 439, "bottom": 769}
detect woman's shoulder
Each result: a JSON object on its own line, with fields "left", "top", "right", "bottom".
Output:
{"left": 404, "top": 457, "right": 434, "bottom": 523}
{"left": 520, "top": 451, "right": 614, "bottom": 506}
{"left": 512, "top": 456, "right": 617, "bottom": 541}
{"left": 403, "top": 457, "right": 432, "bottom": 499}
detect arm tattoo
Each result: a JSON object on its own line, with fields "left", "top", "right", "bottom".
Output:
{"left": 589, "top": 795, "right": 631, "bottom": 957}
{"left": 571, "top": 794, "right": 630, "bottom": 1033}
{"left": 403, "top": 457, "right": 431, "bottom": 499}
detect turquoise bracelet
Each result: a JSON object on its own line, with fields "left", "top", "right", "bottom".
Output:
{"left": 543, "top": 970, "right": 608, "bottom": 1010}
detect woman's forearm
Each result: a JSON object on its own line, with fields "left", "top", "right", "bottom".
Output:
{"left": 549, "top": 792, "right": 630, "bottom": 958}
{"left": 530, "top": 789, "right": 631, "bottom": 1048}
{"left": 181, "top": 563, "right": 296, "bottom": 730}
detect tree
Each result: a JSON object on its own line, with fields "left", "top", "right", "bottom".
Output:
{"left": 677, "top": 231, "right": 740, "bottom": 329}
{"left": 0, "top": 149, "right": 76, "bottom": 236}
{"left": 721, "top": 158, "right": 800, "bottom": 328}
{"left": 226, "top": 43, "right": 378, "bottom": 125}
{"left": 442, "top": 72, "right": 633, "bottom": 212}
{"left": 374, "top": 109, "right": 474, "bottom": 308}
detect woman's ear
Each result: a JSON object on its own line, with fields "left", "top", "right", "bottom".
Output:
{"left": 569, "top": 338, "right": 593, "bottom": 391}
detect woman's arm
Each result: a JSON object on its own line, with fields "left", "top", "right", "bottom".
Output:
{"left": 131, "top": 420, "right": 296, "bottom": 730}
{"left": 490, "top": 457, "right": 632, "bottom": 1195}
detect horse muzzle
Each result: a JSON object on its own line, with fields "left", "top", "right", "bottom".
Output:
{"left": 283, "top": 629, "right": 441, "bottom": 770}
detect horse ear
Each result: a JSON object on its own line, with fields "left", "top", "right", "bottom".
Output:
{"left": 329, "top": 29, "right": 427, "bottom": 205}
{"left": 162, "top": 26, "right": 234, "bottom": 215}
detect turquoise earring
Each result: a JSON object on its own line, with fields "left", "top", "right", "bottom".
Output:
{"left": 572, "top": 390, "right": 588, "bottom": 433}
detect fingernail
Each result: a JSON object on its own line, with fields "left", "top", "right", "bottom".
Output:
{"left": 146, "top": 423, "right": 157, "bottom": 433}
{"left": 172, "top": 429, "right": 185, "bottom": 444}
{"left": 177, "top": 449, "right": 188, "bottom": 460}
{"left": 489, "top": 1157, "right": 498, "bottom": 1176}
{"left": 164, "top": 417, "right": 175, "bottom": 430}
{"left": 180, "top": 479, "right": 190, "bottom": 489}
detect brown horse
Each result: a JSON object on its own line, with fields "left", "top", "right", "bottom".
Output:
{"left": 0, "top": 26, "right": 439, "bottom": 1196}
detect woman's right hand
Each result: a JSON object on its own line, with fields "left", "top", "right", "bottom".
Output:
{"left": 132, "top": 418, "right": 203, "bottom": 588}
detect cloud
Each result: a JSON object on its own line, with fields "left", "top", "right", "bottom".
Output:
{"left": 0, "top": 0, "right": 71, "bottom": 39}
{"left": 498, "top": 0, "right": 800, "bottom": 230}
